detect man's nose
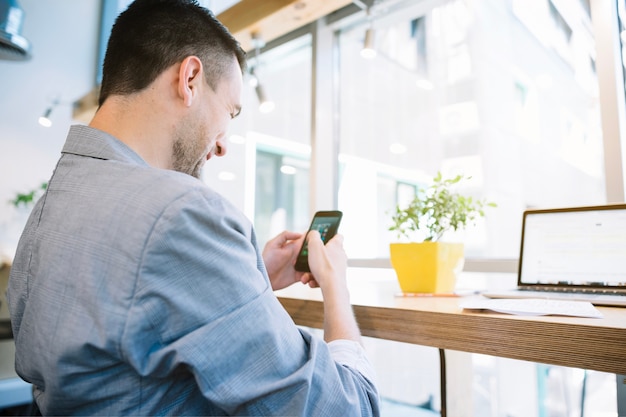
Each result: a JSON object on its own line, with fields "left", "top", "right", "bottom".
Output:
{"left": 215, "top": 139, "right": 227, "bottom": 157}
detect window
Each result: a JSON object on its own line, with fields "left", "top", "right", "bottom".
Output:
{"left": 202, "top": 34, "right": 313, "bottom": 248}
{"left": 200, "top": 2, "right": 623, "bottom": 415}
{"left": 336, "top": 0, "right": 605, "bottom": 260}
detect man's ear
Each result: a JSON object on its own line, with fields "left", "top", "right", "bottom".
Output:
{"left": 178, "top": 56, "right": 203, "bottom": 107}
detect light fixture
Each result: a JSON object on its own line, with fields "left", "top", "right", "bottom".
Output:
{"left": 249, "top": 33, "right": 275, "bottom": 113}
{"left": 256, "top": 83, "right": 275, "bottom": 113}
{"left": 38, "top": 106, "right": 53, "bottom": 127}
{"left": 248, "top": 72, "right": 258, "bottom": 88}
{"left": 353, "top": 1, "right": 377, "bottom": 59}
{"left": 250, "top": 67, "right": 275, "bottom": 113}
{"left": 0, "top": 0, "right": 31, "bottom": 61}
{"left": 361, "top": 26, "right": 376, "bottom": 59}
{"left": 38, "top": 97, "right": 59, "bottom": 127}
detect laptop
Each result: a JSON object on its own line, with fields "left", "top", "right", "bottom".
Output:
{"left": 483, "top": 204, "right": 626, "bottom": 307}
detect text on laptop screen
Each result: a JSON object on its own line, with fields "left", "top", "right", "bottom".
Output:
{"left": 520, "top": 207, "right": 626, "bottom": 287}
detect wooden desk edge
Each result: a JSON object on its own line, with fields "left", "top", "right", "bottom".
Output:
{"left": 277, "top": 296, "right": 626, "bottom": 375}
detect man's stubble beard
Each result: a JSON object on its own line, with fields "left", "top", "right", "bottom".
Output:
{"left": 172, "top": 122, "right": 207, "bottom": 179}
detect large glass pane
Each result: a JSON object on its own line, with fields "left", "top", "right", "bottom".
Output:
{"left": 337, "top": 0, "right": 605, "bottom": 259}
{"left": 201, "top": 35, "right": 312, "bottom": 248}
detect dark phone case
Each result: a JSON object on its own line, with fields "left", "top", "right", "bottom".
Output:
{"left": 294, "top": 211, "right": 343, "bottom": 272}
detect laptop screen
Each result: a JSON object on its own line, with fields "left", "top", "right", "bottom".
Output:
{"left": 519, "top": 204, "right": 626, "bottom": 288}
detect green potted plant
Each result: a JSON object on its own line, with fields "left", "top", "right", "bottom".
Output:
{"left": 9, "top": 182, "right": 47, "bottom": 208}
{"left": 2, "top": 182, "right": 48, "bottom": 264}
{"left": 389, "top": 172, "right": 495, "bottom": 294}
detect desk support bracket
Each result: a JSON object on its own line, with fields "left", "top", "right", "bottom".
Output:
{"left": 439, "top": 349, "right": 447, "bottom": 417}
{"left": 618, "top": 374, "right": 626, "bottom": 417}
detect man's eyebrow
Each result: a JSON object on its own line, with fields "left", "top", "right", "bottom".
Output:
{"left": 231, "top": 105, "right": 242, "bottom": 119}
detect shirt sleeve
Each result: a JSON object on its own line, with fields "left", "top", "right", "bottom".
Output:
{"left": 328, "top": 339, "right": 378, "bottom": 385}
{"left": 122, "top": 187, "right": 381, "bottom": 417}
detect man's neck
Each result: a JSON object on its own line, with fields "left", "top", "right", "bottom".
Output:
{"left": 89, "top": 95, "right": 174, "bottom": 170}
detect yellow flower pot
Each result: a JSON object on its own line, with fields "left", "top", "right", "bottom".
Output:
{"left": 389, "top": 242, "right": 464, "bottom": 294}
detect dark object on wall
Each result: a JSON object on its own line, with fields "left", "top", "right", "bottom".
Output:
{"left": 0, "top": 0, "right": 30, "bottom": 61}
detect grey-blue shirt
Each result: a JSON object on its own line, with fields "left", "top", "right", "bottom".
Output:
{"left": 7, "top": 125, "right": 379, "bottom": 416}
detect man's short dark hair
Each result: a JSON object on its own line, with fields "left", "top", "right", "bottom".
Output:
{"left": 99, "top": 0, "right": 247, "bottom": 106}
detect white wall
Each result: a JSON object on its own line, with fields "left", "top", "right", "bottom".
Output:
{"left": 0, "top": 1, "right": 249, "bottom": 261}
{"left": 0, "top": 0, "right": 101, "bottom": 260}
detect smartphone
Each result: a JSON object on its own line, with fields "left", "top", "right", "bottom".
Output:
{"left": 295, "top": 210, "right": 343, "bottom": 272}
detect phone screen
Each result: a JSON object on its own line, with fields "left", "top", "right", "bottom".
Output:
{"left": 295, "top": 210, "right": 343, "bottom": 272}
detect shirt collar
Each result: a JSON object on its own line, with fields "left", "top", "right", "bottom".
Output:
{"left": 61, "top": 124, "right": 149, "bottom": 167}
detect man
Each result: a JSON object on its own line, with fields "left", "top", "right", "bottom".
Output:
{"left": 7, "top": 0, "right": 379, "bottom": 415}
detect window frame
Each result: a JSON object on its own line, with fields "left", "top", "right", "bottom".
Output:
{"left": 260, "top": 0, "right": 626, "bottom": 274}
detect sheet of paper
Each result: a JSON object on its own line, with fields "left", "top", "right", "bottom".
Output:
{"left": 461, "top": 298, "right": 604, "bottom": 318}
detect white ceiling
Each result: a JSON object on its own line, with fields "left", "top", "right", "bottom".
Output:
{"left": 206, "top": 0, "right": 240, "bottom": 15}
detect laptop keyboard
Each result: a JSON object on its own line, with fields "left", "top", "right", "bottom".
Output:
{"left": 519, "top": 286, "right": 625, "bottom": 296}
{"left": 514, "top": 287, "right": 626, "bottom": 307}
{"left": 483, "top": 288, "right": 626, "bottom": 307}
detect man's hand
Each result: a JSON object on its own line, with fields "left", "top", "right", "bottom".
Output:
{"left": 262, "top": 230, "right": 305, "bottom": 291}
{"left": 303, "top": 230, "right": 347, "bottom": 290}
{"left": 303, "top": 230, "right": 360, "bottom": 344}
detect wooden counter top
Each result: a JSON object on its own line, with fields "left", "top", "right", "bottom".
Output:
{"left": 276, "top": 275, "right": 626, "bottom": 375}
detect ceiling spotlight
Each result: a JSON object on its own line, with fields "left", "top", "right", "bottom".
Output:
{"left": 356, "top": 2, "right": 377, "bottom": 60}
{"left": 250, "top": 67, "right": 274, "bottom": 113}
{"left": 0, "top": 0, "right": 31, "bottom": 61}
{"left": 248, "top": 71, "right": 259, "bottom": 87}
{"left": 38, "top": 96, "right": 61, "bottom": 127}
{"left": 38, "top": 106, "right": 53, "bottom": 127}
{"left": 249, "top": 34, "right": 275, "bottom": 113}
{"left": 361, "top": 27, "right": 376, "bottom": 59}
{"left": 256, "top": 83, "right": 275, "bottom": 113}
